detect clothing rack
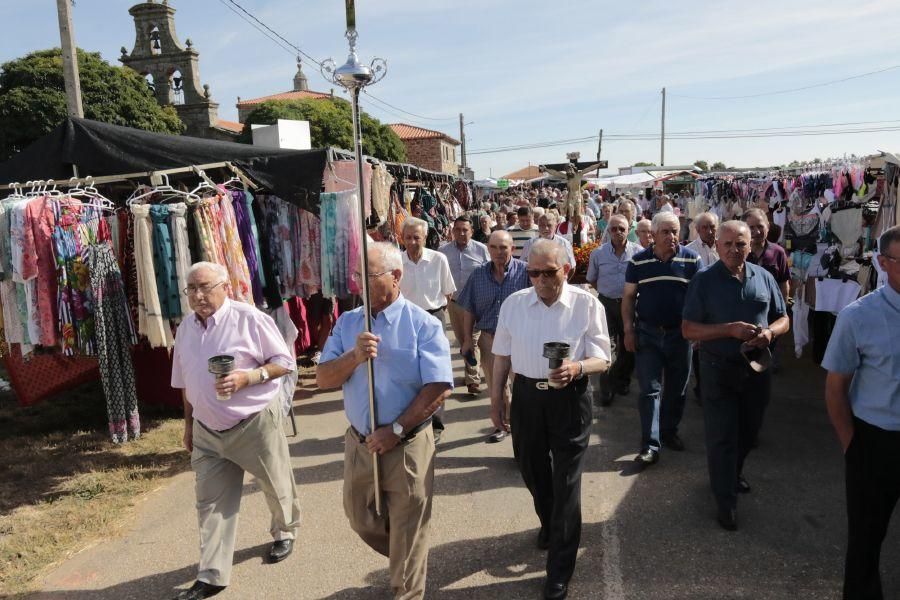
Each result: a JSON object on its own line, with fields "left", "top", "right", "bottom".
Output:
{"left": 0, "top": 161, "right": 258, "bottom": 191}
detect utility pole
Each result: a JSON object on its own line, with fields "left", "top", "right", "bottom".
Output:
{"left": 660, "top": 87, "right": 666, "bottom": 167}
{"left": 459, "top": 112, "right": 469, "bottom": 177}
{"left": 596, "top": 129, "right": 603, "bottom": 175}
{"left": 56, "top": 0, "right": 84, "bottom": 118}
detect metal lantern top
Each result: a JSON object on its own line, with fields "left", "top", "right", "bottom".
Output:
{"left": 320, "top": 12, "right": 386, "bottom": 92}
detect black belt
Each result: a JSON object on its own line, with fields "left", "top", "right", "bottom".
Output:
{"left": 426, "top": 306, "right": 446, "bottom": 315}
{"left": 350, "top": 417, "right": 432, "bottom": 444}
{"left": 637, "top": 322, "right": 680, "bottom": 333}
{"left": 598, "top": 294, "right": 623, "bottom": 304}
{"left": 514, "top": 373, "right": 587, "bottom": 392}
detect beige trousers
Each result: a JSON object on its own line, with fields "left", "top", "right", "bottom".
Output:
{"left": 191, "top": 399, "right": 301, "bottom": 586}
{"left": 343, "top": 425, "right": 435, "bottom": 600}
{"left": 447, "top": 300, "right": 480, "bottom": 386}
{"left": 478, "top": 331, "right": 511, "bottom": 425}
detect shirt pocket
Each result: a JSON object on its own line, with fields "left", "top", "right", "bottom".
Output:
{"left": 379, "top": 347, "right": 421, "bottom": 384}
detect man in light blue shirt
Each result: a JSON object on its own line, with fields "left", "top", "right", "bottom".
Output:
{"left": 317, "top": 242, "right": 453, "bottom": 599}
{"left": 439, "top": 216, "right": 490, "bottom": 394}
{"left": 586, "top": 214, "right": 642, "bottom": 406}
{"left": 823, "top": 224, "right": 900, "bottom": 599}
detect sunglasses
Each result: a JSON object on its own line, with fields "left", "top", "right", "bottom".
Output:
{"left": 527, "top": 267, "right": 561, "bottom": 279}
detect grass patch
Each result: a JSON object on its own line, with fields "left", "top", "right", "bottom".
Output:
{"left": 0, "top": 371, "right": 188, "bottom": 597}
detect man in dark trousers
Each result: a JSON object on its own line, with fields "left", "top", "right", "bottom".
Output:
{"left": 490, "top": 240, "right": 610, "bottom": 600}
{"left": 682, "top": 221, "right": 789, "bottom": 531}
{"left": 823, "top": 224, "right": 900, "bottom": 600}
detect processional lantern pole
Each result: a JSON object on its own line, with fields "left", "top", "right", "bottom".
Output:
{"left": 321, "top": 0, "right": 387, "bottom": 516}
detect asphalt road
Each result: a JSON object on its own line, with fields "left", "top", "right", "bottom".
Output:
{"left": 34, "top": 333, "right": 899, "bottom": 599}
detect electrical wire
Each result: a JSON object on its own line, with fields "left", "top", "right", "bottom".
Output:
{"left": 222, "top": 0, "right": 323, "bottom": 67}
{"left": 363, "top": 91, "right": 458, "bottom": 122}
{"left": 670, "top": 64, "right": 900, "bottom": 100}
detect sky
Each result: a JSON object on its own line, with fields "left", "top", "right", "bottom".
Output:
{"left": 3, "top": 0, "right": 900, "bottom": 179}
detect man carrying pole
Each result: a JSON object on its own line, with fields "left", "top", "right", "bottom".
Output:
{"left": 317, "top": 242, "right": 453, "bottom": 599}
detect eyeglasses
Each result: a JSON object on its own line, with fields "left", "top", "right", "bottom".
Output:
{"left": 183, "top": 281, "right": 225, "bottom": 296}
{"left": 351, "top": 270, "right": 392, "bottom": 282}
{"left": 527, "top": 267, "right": 561, "bottom": 279}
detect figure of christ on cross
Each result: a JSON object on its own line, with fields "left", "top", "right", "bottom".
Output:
{"left": 539, "top": 162, "right": 604, "bottom": 219}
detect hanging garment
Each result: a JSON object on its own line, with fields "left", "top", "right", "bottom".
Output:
{"left": 86, "top": 243, "right": 140, "bottom": 443}
{"left": 149, "top": 205, "right": 181, "bottom": 319}
{"left": 229, "top": 190, "right": 264, "bottom": 305}
{"left": 217, "top": 192, "right": 253, "bottom": 303}
{"left": 319, "top": 192, "right": 338, "bottom": 298}
{"left": 324, "top": 159, "right": 372, "bottom": 218}
{"left": 52, "top": 199, "right": 96, "bottom": 356}
{"left": 9, "top": 200, "right": 39, "bottom": 346}
{"left": 131, "top": 204, "right": 173, "bottom": 348}
{"left": 168, "top": 203, "right": 192, "bottom": 318}
{"left": 298, "top": 210, "right": 322, "bottom": 293}
{"left": 814, "top": 278, "right": 861, "bottom": 314}
{"left": 193, "top": 198, "right": 227, "bottom": 267}
{"left": 828, "top": 208, "right": 863, "bottom": 251}
{"left": 241, "top": 191, "right": 267, "bottom": 289}
{"left": 792, "top": 297, "right": 810, "bottom": 358}
{"left": 22, "top": 196, "right": 61, "bottom": 346}
{"left": 251, "top": 196, "right": 283, "bottom": 308}
{"left": 370, "top": 163, "right": 394, "bottom": 224}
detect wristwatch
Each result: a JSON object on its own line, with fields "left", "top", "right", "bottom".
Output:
{"left": 258, "top": 367, "right": 270, "bottom": 383}
{"left": 391, "top": 421, "right": 404, "bottom": 437}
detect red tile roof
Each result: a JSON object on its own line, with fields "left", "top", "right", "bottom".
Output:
{"left": 501, "top": 165, "right": 542, "bottom": 180}
{"left": 215, "top": 119, "right": 244, "bottom": 133}
{"left": 388, "top": 123, "right": 460, "bottom": 145}
{"left": 236, "top": 89, "right": 334, "bottom": 108}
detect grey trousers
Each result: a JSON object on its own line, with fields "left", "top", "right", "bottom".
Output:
{"left": 191, "top": 399, "right": 301, "bottom": 586}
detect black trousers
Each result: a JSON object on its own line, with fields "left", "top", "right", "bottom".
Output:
{"left": 597, "top": 294, "right": 634, "bottom": 394}
{"left": 844, "top": 417, "right": 900, "bottom": 600}
{"left": 510, "top": 375, "right": 591, "bottom": 584}
{"left": 700, "top": 356, "right": 770, "bottom": 511}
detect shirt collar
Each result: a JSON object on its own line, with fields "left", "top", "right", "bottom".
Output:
{"left": 375, "top": 294, "right": 405, "bottom": 324}
{"left": 526, "top": 282, "right": 572, "bottom": 308}
{"left": 196, "top": 297, "right": 231, "bottom": 328}
{"left": 883, "top": 282, "right": 900, "bottom": 311}
{"left": 404, "top": 248, "right": 433, "bottom": 264}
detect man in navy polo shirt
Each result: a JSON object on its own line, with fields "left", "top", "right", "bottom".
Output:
{"left": 622, "top": 212, "right": 701, "bottom": 467}
{"left": 682, "top": 221, "right": 789, "bottom": 531}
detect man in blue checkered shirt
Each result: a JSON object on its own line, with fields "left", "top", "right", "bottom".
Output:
{"left": 457, "top": 230, "right": 530, "bottom": 443}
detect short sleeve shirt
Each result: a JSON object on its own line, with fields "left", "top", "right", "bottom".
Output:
{"left": 747, "top": 241, "right": 790, "bottom": 283}
{"left": 625, "top": 245, "right": 701, "bottom": 328}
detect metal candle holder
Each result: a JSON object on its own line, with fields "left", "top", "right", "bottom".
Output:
{"left": 320, "top": 2, "right": 387, "bottom": 516}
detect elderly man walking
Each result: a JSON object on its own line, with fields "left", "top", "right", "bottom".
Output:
{"left": 521, "top": 211, "right": 576, "bottom": 268}
{"left": 171, "top": 262, "right": 299, "bottom": 600}
{"left": 586, "top": 214, "right": 642, "bottom": 406}
{"left": 623, "top": 212, "right": 701, "bottom": 466}
{"left": 682, "top": 221, "right": 789, "bottom": 531}
{"left": 457, "top": 230, "right": 530, "bottom": 443}
{"left": 687, "top": 212, "right": 720, "bottom": 268}
{"left": 440, "top": 216, "right": 490, "bottom": 395}
{"left": 317, "top": 242, "right": 454, "bottom": 600}
{"left": 491, "top": 239, "right": 610, "bottom": 600}
{"left": 823, "top": 225, "right": 900, "bottom": 599}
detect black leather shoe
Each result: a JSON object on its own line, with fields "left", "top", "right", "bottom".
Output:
{"left": 737, "top": 476, "right": 751, "bottom": 494}
{"left": 173, "top": 581, "right": 226, "bottom": 600}
{"left": 537, "top": 527, "right": 550, "bottom": 550}
{"left": 661, "top": 433, "right": 685, "bottom": 452}
{"left": 717, "top": 507, "right": 738, "bottom": 531}
{"left": 268, "top": 539, "right": 294, "bottom": 563}
{"left": 486, "top": 429, "right": 507, "bottom": 443}
{"left": 634, "top": 448, "right": 659, "bottom": 466}
{"left": 544, "top": 581, "right": 568, "bottom": 599}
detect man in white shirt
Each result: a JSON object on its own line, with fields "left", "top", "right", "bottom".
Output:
{"left": 491, "top": 240, "right": 610, "bottom": 600}
{"left": 687, "top": 212, "right": 720, "bottom": 268}
{"left": 399, "top": 217, "right": 456, "bottom": 440}
{"left": 399, "top": 217, "right": 456, "bottom": 322}
{"left": 521, "top": 211, "right": 576, "bottom": 268}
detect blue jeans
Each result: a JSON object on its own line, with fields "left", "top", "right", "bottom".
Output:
{"left": 634, "top": 325, "right": 692, "bottom": 451}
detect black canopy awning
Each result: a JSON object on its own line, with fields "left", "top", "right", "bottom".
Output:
{"left": 0, "top": 118, "right": 327, "bottom": 212}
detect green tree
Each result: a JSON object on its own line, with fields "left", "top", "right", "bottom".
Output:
{"left": 710, "top": 161, "right": 727, "bottom": 171}
{"left": 633, "top": 161, "right": 656, "bottom": 167}
{"left": 0, "top": 48, "right": 184, "bottom": 160}
{"left": 240, "top": 98, "right": 406, "bottom": 162}
{"left": 693, "top": 160, "right": 708, "bottom": 171}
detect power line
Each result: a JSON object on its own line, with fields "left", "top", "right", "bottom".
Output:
{"left": 216, "top": 0, "right": 298, "bottom": 59}
{"left": 670, "top": 64, "right": 900, "bottom": 100}
{"left": 221, "top": 0, "right": 323, "bottom": 67}
{"left": 467, "top": 124, "right": 900, "bottom": 155}
{"left": 363, "top": 91, "right": 458, "bottom": 122}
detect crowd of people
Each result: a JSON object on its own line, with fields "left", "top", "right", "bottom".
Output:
{"left": 168, "top": 184, "right": 900, "bottom": 600}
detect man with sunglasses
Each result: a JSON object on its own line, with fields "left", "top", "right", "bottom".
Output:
{"left": 823, "top": 225, "right": 900, "bottom": 598}
{"left": 491, "top": 240, "right": 610, "bottom": 600}
{"left": 587, "top": 214, "right": 642, "bottom": 407}
{"left": 171, "top": 262, "right": 299, "bottom": 600}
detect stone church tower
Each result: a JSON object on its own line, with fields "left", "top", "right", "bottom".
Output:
{"left": 120, "top": 0, "right": 237, "bottom": 140}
